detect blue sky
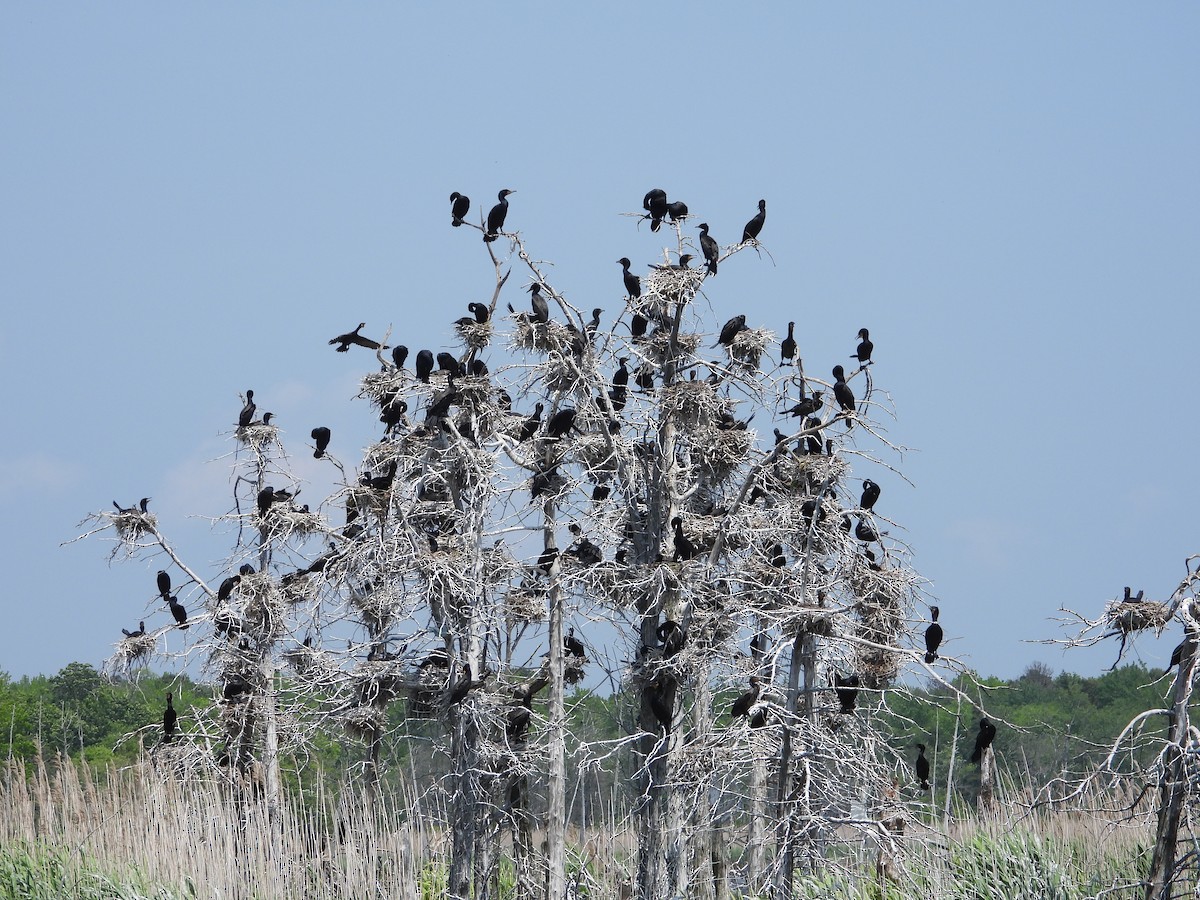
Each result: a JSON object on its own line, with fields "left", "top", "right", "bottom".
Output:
{"left": 2, "top": 5, "right": 1197, "bottom": 681}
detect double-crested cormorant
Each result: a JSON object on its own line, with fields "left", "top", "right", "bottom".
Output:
{"left": 742, "top": 199, "right": 766, "bottom": 243}
{"left": 652, "top": 253, "right": 693, "bottom": 271}
{"left": 970, "top": 718, "right": 997, "bottom": 764}
{"left": 647, "top": 672, "right": 675, "bottom": 731}
{"left": 564, "top": 626, "right": 586, "bottom": 658}
{"left": 671, "top": 516, "right": 696, "bottom": 562}
{"left": 832, "top": 365, "right": 855, "bottom": 423}
{"left": 162, "top": 692, "right": 177, "bottom": 743}
{"left": 924, "top": 607, "right": 943, "bottom": 663}
{"left": 516, "top": 402, "right": 544, "bottom": 442}
{"left": 545, "top": 408, "right": 577, "bottom": 439}
{"left": 311, "top": 426, "right": 331, "bottom": 459}
{"left": 392, "top": 345, "right": 409, "bottom": 369}
{"left": 834, "top": 673, "right": 860, "bottom": 714}
{"left": 506, "top": 686, "right": 534, "bottom": 742}
{"left": 854, "top": 517, "right": 878, "bottom": 543}
{"left": 618, "top": 257, "right": 641, "bottom": 299}
{"left": 786, "top": 392, "right": 823, "bottom": 418}
{"left": 257, "top": 487, "right": 277, "bottom": 517}
{"left": 697, "top": 223, "right": 719, "bottom": 275}
{"left": 612, "top": 357, "right": 630, "bottom": 393}
{"left": 768, "top": 543, "right": 787, "bottom": 568}
{"left": 484, "top": 189, "right": 514, "bottom": 242}
{"left": 915, "top": 744, "right": 930, "bottom": 790}
{"left": 217, "top": 575, "right": 241, "bottom": 601}
{"left": 536, "top": 546, "right": 559, "bottom": 575}
{"left": 860, "top": 480, "right": 881, "bottom": 511}
{"left": 239, "top": 563, "right": 256, "bottom": 576}
{"left": 366, "top": 460, "right": 397, "bottom": 491}
{"left": 643, "top": 189, "right": 668, "bottom": 232}
{"left": 714, "top": 314, "right": 748, "bottom": 348}
{"left": 635, "top": 363, "right": 655, "bottom": 393}
{"left": 122, "top": 621, "right": 146, "bottom": 638}
{"left": 447, "top": 664, "right": 475, "bottom": 706}
{"left": 167, "top": 595, "right": 188, "bottom": 629}
{"left": 667, "top": 200, "right": 688, "bottom": 222}
{"left": 853, "top": 328, "right": 874, "bottom": 366}
{"left": 1166, "top": 639, "right": 1188, "bottom": 673}
{"left": 436, "top": 352, "right": 462, "bottom": 377}
{"left": 380, "top": 398, "right": 408, "bottom": 430}
{"left": 802, "top": 416, "right": 823, "bottom": 455}
{"left": 329, "top": 323, "right": 386, "bottom": 352}
{"left": 657, "top": 620, "right": 686, "bottom": 658}
{"left": 113, "top": 497, "right": 152, "bottom": 514}
{"left": 780, "top": 321, "right": 797, "bottom": 365}
{"left": 731, "top": 676, "right": 761, "bottom": 718}
{"left": 238, "top": 390, "right": 256, "bottom": 428}
{"left": 449, "top": 191, "right": 470, "bottom": 226}
{"left": 467, "top": 302, "right": 490, "bottom": 324}
{"left": 414, "top": 349, "right": 435, "bottom": 383}
{"left": 527, "top": 283, "right": 550, "bottom": 324}
{"left": 156, "top": 570, "right": 171, "bottom": 600}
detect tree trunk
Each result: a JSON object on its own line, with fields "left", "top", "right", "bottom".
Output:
{"left": 545, "top": 510, "right": 566, "bottom": 900}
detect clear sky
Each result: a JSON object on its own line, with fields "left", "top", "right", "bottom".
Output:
{"left": 2, "top": 4, "right": 1197, "bottom": 681}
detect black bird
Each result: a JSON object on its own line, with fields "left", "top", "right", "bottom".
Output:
{"left": 860, "top": 480, "right": 881, "bottom": 511}
{"left": 742, "top": 199, "right": 766, "bottom": 243}
{"left": 671, "top": 516, "right": 696, "bottom": 562}
{"left": 642, "top": 189, "right": 668, "bottom": 232}
{"left": 238, "top": 390, "right": 256, "bottom": 428}
{"left": 786, "top": 392, "right": 824, "bottom": 418}
{"left": 970, "top": 718, "right": 997, "bottom": 764}
{"left": 536, "top": 546, "right": 559, "bottom": 575}
{"left": 780, "top": 322, "right": 797, "bottom": 365}
{"left": 223, "top": 675, "right": 253, "bottom": 701}
{"left": 564, "top": 626, "right": 586, "bottom": 658}
{"left": 1166, "top": 639, "right": 1187, "bottom": 673}
{"left": 697, "top": 223, "right": 719, "bottom": 275}
{"left": 731, "top": 677, "right": 761, "bottom": 718}
{"left": 391, "top": 345, "right": 409, "bottom": 369}
{"left": 834, "top": 673, "right": 860, "bottom": 714}
{"left": 121, "top": 621, "right": 145, "bottom": 638}
{"left": 447, "top": 664, "right": 475, "bottom": 706}
{"left": 853, "top": 328, "right": 874, "bottom": 366}
{"left": 329, "top": 323, "right": 386, "bottom": 352}
{"left": 436, "top": 352, "right": 462, "bottom": 377}
{"left": 657, "top": 620, "right": 686, "bottom": 658}
{"left": 162, "top": 693, "right": 177, "bottom": 744}
{"left": 651, "top": 253, "right": 693, "bottom": 271}
{"left": 156, "top": 570, "right": 171, "bottom": 600}
{"left": 414, "top": 349, "right": 435, "bottom": 383}
{"left": 507, "top": 686, "right": 534, "bottom": 742}
{"left": 517, "top": 402, "right": 544, "bottom": 442}
{"left": 630, "top": 313, "right": 649, "bottom": 343}
{"left": 832, "top": 365, "right": 855, "bottom": 424}
{"left": 217, "top": 575, "right": 241, "bottom": 601}
{"left": 366, "top": 460, "right": 397, "bottom": 491}
{"left": 924, "top": 607, "right": 944, "bottom": 663}
{"left": 714, "top": 314, "right": 748, "bottom": 348}
{"left": 591, "top": 484, "right": 610, "bottom": 502}
{"left": 311, "top": 426, "right": 331, "bottom": 459}
{"left": 585, "top": 307, "right": 602, "bottom": 338}
{"left": 618, "top": 257, "right": 641, "bottom": 299}
{"left": 467, "top": 302, "right": 490, "bottom": 324}
{"left": 647, "top": 673, "right": 675, "bottom": 731}
{"left": 613, "top": 357, "right": 630, "bottom": 391}
{"left": 528, "top": 283, "right": 550, "bottom": 324}
{"left": 239, "top": 563, "right": 256, "bottom": 576}
{"left": 1122, "top": 586, "right": 1145, "bottom": 603}
{"left": 449, "top": 191, "right": 470, "bottom": 226}
{"left": 768, "top": 543, "right": 787, "bottom": 568}
{"left": 470, "top": 359, "right": 489, "bottom": 377}
{"left": 915, "top": 744, "right": 930, "bottom": 790}
{"left": 484, "top": 189, "right": 514, "bottom": 242}
{"left": 257, "top": 487, "right": 276, "bottom": 517}
{"left": 380, "top": 398, "right": 408, "bottom": 430}
{"left": 545, "top": 407, "right": 577, "bottom": 439}
{"left": 802, "top": 416, "right": 823, "bottom": 455}
{"left": 667, "top": 199, "right": 689, "bottom": 222}
{"left": 167, "top": 595, "right": 188, "bottom": 629}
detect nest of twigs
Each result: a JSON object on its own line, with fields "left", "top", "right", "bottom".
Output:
{"left": 505, "top": 583, "right": 546, "bottom": 624}
{"left": 645, "top": 265, "right": 704, "bottom": 307}
{"left": 111, "top": 510, "right": 157, "bottom": 542}
{"left": 107, "top": 633, "right": 156, "bottom": 676}
{"left": 661, "top": 379, "right": 720, "bottom": 429}
{"left": 239, "top": 575, "right": 288, "bottom": 641}
{"left": 694, "top": 427, "right": 753, "bottom": 484}
{"left": 728, "top": 328, "right": 773, "bottom": 370}
{"left": 236, "top": 423, "right": 278, "bottom": 451}
{"left": 540, "top": 351, "right": 586, "bottom": 394}
{"left": 341, "top": 705, "right": 387, "bottom": 741}
{"left": 261, "top": 506, "right": 323, "bottom": 539}
{"left": 1106, "top": 600, "right": 1171, "bottom": 635}
{"left": 855, "top": 590, "right": 905, "bottom": 689}
{"left": 359, "top": 370, "right": 407, "bottom": 408}
{"left": 509, "top": 319, "right": 580, "bottom": 355}
{"left": 643, "top": 330, "right": 702, "bottom": 367}
{"left": 455, "top": 320, "right": 493, "bottom": 350}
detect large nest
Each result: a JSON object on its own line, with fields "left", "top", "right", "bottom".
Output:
{"left": 645, "top": 265, "right": 704, "bottom": 307}
{"left": 239, "top": 574, "right": 288, "bottom": 642}
{"left": 727, "top": 328, "right": 773, "bottom": 370}
{"left": 661, "top": 380, "right": 721, "bottom": 430}
{"left": 105, "top": 633, "right": 156, "bottom": 677}
{"left": 455, "top": 320, "right": 493, "bottom": 351}
{"left": 1106, "top": 599, "right": 1171, "bottom": 635}
{"left": 236, "top": 423, "right": 278, "bottom": 451}
{"left": 110, "top": 509, "right": 157, "bottom": 542}
{"left": 855, "top": 590, "right": 905, "bottom": 689}
{"left": 509, "top": 319, "right": 581, "bottom": 355}
{"left": 341, "top": 705, "right": 387, "bottom": 741}
{"left": 643, "top": 330, "right": 702, "bottom": 367}
{"left": 505, "top": 582, "right": 546, "bottom": 624}
{"left": 359, "top": 370, "right": 407, "bottom": 408}
{"left": 693, "top": 426, "right": 753, "bottom": 485}
{"left": 260, "top": 505, "right": 323, "bottom": 540}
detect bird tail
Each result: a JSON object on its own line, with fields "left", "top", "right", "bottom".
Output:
{"left": 452, "top": 218, "right": 463, "bottom": 226}
{"left": 925, "top": 651, "right": 938, "bottom": 663}
{"left": 921, "top": 779, "right": 930, "bottom": 791}
{"left": 708, "top": 260, "right": 717, "bottom": 276}
{"left": 483, "top": 233, "right": 497, "bottom": 242}
{"left": 313, "top": 449, "right": 324, "bottom": 459}
{"left": 651, "top": 219, "right": 662, "bottom": 233}
{"left": 970, "top": 747, "right": 982, "bottom": 764}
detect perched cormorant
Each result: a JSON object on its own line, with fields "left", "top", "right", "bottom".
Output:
{"left": 742, "top": 199, "right": 766, "bottom": 243}
{"left": 591, "top": 484, "right": 610, "bottom": 502}
{"left": 643, "top": 189, "right": 668, "bottom": 232}
{"left": 366, "top": 460, "right": 397, "bottom": 491}
{"left": 536, "top": 546, "right": 559, "bottom": 575}
{"left": 162, "top": 693, "right": 177, "bottom": 744}
{"left": 449, "top": 191, "right": 470, "bottom": 227}
{"left": 470, "top": 359, "right": 489, "bottom": 377}
{"left": 671, "top": 516, "right": 696, "bottom": 562}
{"left": 564, "top": 626, "right": 586, "bottom": 658}
{"left": 924, "top": 607, "right": 944, "bottom": 663}
{"left": 391, "top": 345, "right": 409, "bottom": 369}
{"left": 635, "top": 364, "right": 655, "bottom": 393}
{"left": 697, "top": 223, "right": 719, "bottom": 275}
{"left": 657, "top": 620, "right": 686, "bottom": 658}
{"left": 257, "top": 487, "right": 277, "bottom": 517}
{"left": 613, "top": 358, "right": 630, "bottom": 392}
{"left": 854, "top": 517, "right": 877, "bottom": 543}
{"left": 731, "top": 676, "right": 761, "bottom": 718}
{"left": 528, "top": 282, "right": 550, "bottom": 324}
{"left": 834, "top": 673, "right": 860, "bottom": 714}
{"left": 447, "top": 664, "right": 475, "bottom": 706}
{"left": 970, "top": 718, "right": 997, "bottom": 764}
{"left": 122, "top": 621, "right": 146, "bottom": 638}
{"left": 853, "top": 328, "right": 874, "bottom": 366}
{"left": 113, "top": 497, "right": 152, "bottom": 514}
{"left": 802, "top": 416, "right": 823, "bottom": 455}
{"left": 436, "top": 351, "right": 462, "bottom": 377}
{"left": 915, "top": 744, "right": 930, "bottom": 790}
{"left": 786, "top": 392, "right": 823, "bottom": 418}
{"left": 860, "top": 480, "right": 881, "bottom": 511}
{"left": 238, "top": 390, "right": 256, "bottom": 428}
{"left": 832, "top": 365, "right": 855, "bottom": 423}
{"left": 517, "top": 402, "right": 544, "bottom": 442}
{"left": 167, "top": 595, "right": 188, "bottom": 629}
{"left": 651, "top": 253, "right": 693, "bottom": 271}
{"left": 780, "top": 322, "right": 797, "bottom": 365}
{"left": 667, "top": 200, "right": 689, "bottom": 222}
{"left": 1166, "top": 639, "right": 1187, "bottom": 673}
{"left": 156, "top": 570, "right": 171, "bottom": 599}
{"left": 467, "top": 302, "right": 490, "bottom": 324}
{"left": 380, "top": 398, "right": 408, "bottom": 430}
{"left": 647, "top": 673, "right": 675, "bottom": 731}
{"left": 414, "top": 349, "right": 435, "bottom": 383}
{"left": 618, "top": 257, "right": 641, "bottom": 299}
{"left": 311, "top": 426, "right": 331, "bottom": 459}
{"left": 484, "top": 189, "right": 514, "bottom": 242}
{"left": 506, "top": 686, "right": 534, "bottom": 742}
{"left": 630, "top": 313, "right": 649, "bottom": 342}
{"left": 545, "top": 407, "right": 577, "bottom": 439}
{"left": 768, "top": 543, "right": 787, "bottom": 568}
{"left": 329, "top": 323, "right": 386, "bottom": 352}
{"left": 714, "top": 314, "right": 748, "bottom": 348}
{"left": 217, "top": 575, "right": 241, "bottom": 601}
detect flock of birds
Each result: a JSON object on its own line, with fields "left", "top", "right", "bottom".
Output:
{"left": 118, "top": 185, "right": 998, "bottom": 783}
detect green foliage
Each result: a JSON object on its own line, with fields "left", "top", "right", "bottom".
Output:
{"left": 0, "top": 841, "right": 175, "bottom": 900}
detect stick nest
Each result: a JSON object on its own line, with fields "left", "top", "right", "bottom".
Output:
{"left": 728, "top": 328, "right": 773, "bottom": 370}
{"left": 110, "top": 510, "right": 157, "bottom": 543}
{"left": 236, "top": 423, "right": 278, "bottom": 451}
{"left": 509, "top": 319, "right": 580, "bottom": 355}
{"left": 454, "top": 320, "right": 493, "bottom": 350}
{"left": 1106, "top": 600, "right": 1170, "bottom": 635}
